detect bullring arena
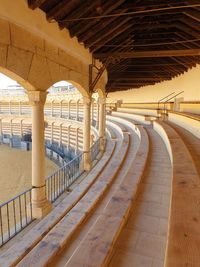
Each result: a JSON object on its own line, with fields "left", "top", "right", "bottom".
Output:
{"left": 0, "top": 1, "right": 199, "bottom": 267}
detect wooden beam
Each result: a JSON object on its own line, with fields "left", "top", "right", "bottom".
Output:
{"left": 109, "top": 77, "right": 171, "bottom": 82}
{"left": 91, "top": 22, "right": 133, "bottom": 52}
{"left": 69, "top": 0, "right": 127, "bottom": 38}
{"left": 94, "top": 49, "right": 200, "bottom": 59}
{"left": 184, "top": 9, "right": 200, "bottom": 23}
{"left": 28, "top": 0, "right": 46, "bottom": 9}
{"left": 85, "top": 17, "right": 131, "bottom": 48}
{"left": 46, "top": 1, "right": 75, "bottom": 22}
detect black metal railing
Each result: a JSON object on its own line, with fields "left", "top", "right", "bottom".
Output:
{"left": 0, "top": 188, "right": 33, "bottom": 247}
{"left": 0, "top": 138, "right": 101, "bottom": 247}
{"left": 91, "top": 138, "right": 100, "bottom": 161}
{"left": 46, "top": 153, "right": 84, "bottom": 202}
{"left": 157, "top": 92, "right": 175, "bottom": 110}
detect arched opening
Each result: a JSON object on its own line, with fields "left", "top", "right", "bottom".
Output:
{"left": 0, "top": 73, "right": 58, "bottom": 204}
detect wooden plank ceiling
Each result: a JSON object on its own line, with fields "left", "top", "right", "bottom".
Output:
{"left": 28, "top": 0, "right": 200, "bottom": 92}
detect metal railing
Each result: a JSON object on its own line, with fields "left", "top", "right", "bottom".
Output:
{"left": 163, "top": 91, "right": 184, "bottom": 114}
{"left": 157, "top": 92, "right": 175, "bottom": 110}
{"left": 0, "top": 137, "right": 101, "bottom": 247}
{"left": 91, "top": 138, "right": 100, "bottom": 162}
{"left": 0, "top": 188, "right": 33, "bottom": 246}
{"left": 46, "top": 153, "right": 84, "bottom": 202}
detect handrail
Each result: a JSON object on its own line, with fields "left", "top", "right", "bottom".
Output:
{"left": 157, "top": 92, "right": 175, "bottom": 110}
{"left": 163, "top": 90, "right": 184, "bottom": 113}
{"left": 164, "top": 90, "right": 184, "bottom": 104}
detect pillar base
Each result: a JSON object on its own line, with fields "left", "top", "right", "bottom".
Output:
{"left": 30, "top": 199, "right": 52, "bottom": 219}
{"left": 83, "top": 152, "right": 91, "bottom": 171}
{"left": 84, "top": 161, "right": 92, "bottom": 171}
{"left": 100, "top": 137, "right": 105, "bottom": 151}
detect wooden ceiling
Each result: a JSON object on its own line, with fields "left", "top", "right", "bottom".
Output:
{"left": 28, "top": 0, "right": 200, "bottom": 92}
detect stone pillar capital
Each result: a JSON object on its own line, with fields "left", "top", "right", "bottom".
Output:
{"left": 98, "top": 97, "right": 106, "bottom": 105}
{"left": 82, "top": 96, "right": 91, "bottom": 105}
{"left": 27, "top": 91, "right": 47, "bottom": 106}
{"left": 91, "top": 97, "right": 95, "bottom": 103}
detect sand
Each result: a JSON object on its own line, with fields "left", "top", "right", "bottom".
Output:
{"left": 0, "top": 144, "right": 58, "bottom": 205}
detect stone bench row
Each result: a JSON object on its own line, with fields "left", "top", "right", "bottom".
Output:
{"left": 109, "top": 110, "right": 200, "bottom": 266}
{"left": 0, "top": 121, "right": 122, "bottom": 266}
{"left": 16, "top": 121, "right": 130, "bottom": 266}
{"left": 66, "top": 122, "right": 149, "bottom": 267}
{"left": 153, "top": 121, "right": 200, "bottom": 267}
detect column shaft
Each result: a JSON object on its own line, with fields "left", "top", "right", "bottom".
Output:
{"left": 83, "top": 96, "right": 91, "bottom": 171}
{"left": 28, "top": 91, "right": 52, "bottom": 219}
{"left": 76, "top": 101, "right": 79, "bottom": 121}
{"left": 98, "top": 97, "right": 106, "bottom": 151}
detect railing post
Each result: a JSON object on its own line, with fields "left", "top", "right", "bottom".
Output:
{"left": 83, "top": 96, "right": 91, "bottom": 171}
{"left": 27, "top": 91, "right": 52, "bottom": 219}
{"left": 98, "top": 97, "right": 106, "bottom": 151}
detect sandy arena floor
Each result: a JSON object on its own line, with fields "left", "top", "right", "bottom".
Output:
{"left": 0, "top": 144, "right": 58, "bottom": 204}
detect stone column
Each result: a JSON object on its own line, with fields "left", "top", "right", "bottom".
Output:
{"left": 59, "top": 123, "right": 63, "bottom": 146}
{"left": 9, "top": 101, "right": 12, "bottom": 115}
{"left": 60, "top": 100, "right": 63, "bottom": 118}
{"left": 83, "top": 96, "right": 91, "bottom": 171}
{"left": 90, "top": 134, "right": 94, "bottom": 147}
{"left": 10, "top": 119, "right": 13, "bottom": 136}
{"left": 91, "top": 98, "right": 95, "bottom": 126}
{"left": 19, "top": 101, "right": 22, "bottom": 115}
{"left": 76, "top": 100, "right": 79, "bottom": 121}
{"left": 67, "top": 125, "right": 71, "bottom": 149}
{"left": 0, "top": 119, "right": 2, "bottom": 143}
{"left": 51, "top": 100, "right": 54, "bottom": 117}
{"left": 68, "top": 100, "right": 71, "bottom": 119}
{"left": 76, "top": 127, "right": 79, "bottom": 154}
{"left": 96, "top": 100, "right": 99, "bottom": 129}
{"left": 98, "top": 97, "right": 106, "bottom": 151}
{"left": 20, "top": 119, "right": 23, "bottom": 138}
{"left": 28, "top": 91, "right": 52, "bottom": 219}
{"left": 51, "top": 122, "right": 54, "bottom": 144}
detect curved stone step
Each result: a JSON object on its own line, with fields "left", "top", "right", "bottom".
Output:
{"left": 153, "top": 121, "right": 200, "bottom": 267}
{"left": 65, "top": 125, "right": 149, "bottom": 267}
{"left": 4, "top": 122, "right": 128, "bottom": 266}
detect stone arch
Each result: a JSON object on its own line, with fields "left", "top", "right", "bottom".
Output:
{"left": 48, "top": 79, "right": 89, "bottom": 98}
{"left": 0, "top": 17, "right": 106, "bottom": 95}
{"left": 0, "top": 67, "right": 35, "bottom": 92}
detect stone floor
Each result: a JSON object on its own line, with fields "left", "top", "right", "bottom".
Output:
{"left": 108, "top": 129, "right": 172, "bottom": 267}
